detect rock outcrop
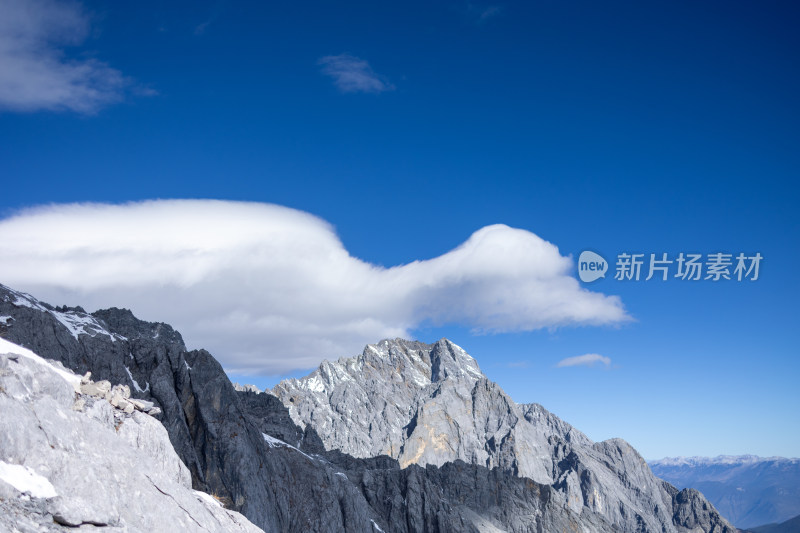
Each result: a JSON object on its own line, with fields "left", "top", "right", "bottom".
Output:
{"left": 0, "top": 283, "right": 739, "bottom": 533}
{"left": 0, "top": 337, "right": 262, "bottom": 532}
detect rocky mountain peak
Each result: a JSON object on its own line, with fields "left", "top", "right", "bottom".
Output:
{"left": 354, "top": 337, "right": 483, "bottom": 386}
{"left": 275, "top": 338, "right": 483, "bottom": 410}
{"left": 91, "top": 307, "right": 185, "bottom": 347}
{"left": 271, "top": 339, "right": 739, "bottom": 532}
{"left": 272, "top": 339, "right": 554, "bottom": 477}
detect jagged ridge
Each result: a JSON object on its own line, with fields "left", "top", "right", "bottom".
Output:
{"left": 0, "top": 283, "right": 738, "bottom": 533}
{"left": 273, "top": 337, "right": 739, "bottom": 533}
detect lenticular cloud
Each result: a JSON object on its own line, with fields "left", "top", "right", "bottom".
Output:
{"left": 0, "top": 200, "right": 629, "bottom": 374}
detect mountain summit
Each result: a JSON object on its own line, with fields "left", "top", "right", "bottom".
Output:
{"left": 272, "top": 338, "right": 560, "bottom": 480}
{"left": 273, "top": 337, "right": 737, "bottom": 532}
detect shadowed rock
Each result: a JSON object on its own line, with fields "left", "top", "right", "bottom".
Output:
{"left": 0, "top": 283, "right": 739, "bottom": 533}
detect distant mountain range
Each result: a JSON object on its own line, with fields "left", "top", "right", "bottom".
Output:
{"left": 650, "top": 455, "right": 800, "bottom": 528}
{"left": 747, "top": 513, "right": 800, "bottom": 533}
{"left": 0, "top": 282, "right": 738, "bottom": 532}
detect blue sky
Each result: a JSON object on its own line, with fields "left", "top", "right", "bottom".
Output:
{"left": 0, "top": 0, "right": 798, "bottom": 460}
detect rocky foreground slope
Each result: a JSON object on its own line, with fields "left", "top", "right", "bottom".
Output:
{"left": 0, "top": 283, "right": 738, "bottom": 532}
{"left": 0, "top": 337, "right": 262, "bottom": 532}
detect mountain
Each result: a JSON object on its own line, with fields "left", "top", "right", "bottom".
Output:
{"left": 271, "top": 338, "right": 588, "bottom": 481}
{"left": 0, "top": 283, "right": 737, "bottom": 532}
{"left": 0, "top": 337, "right": 262, "bottom": 532}
{"left": 747, "top": 514, "right": 800, "bottom": 533}
{"left": 272, "top": 339, "right": 553, "bottom": 478}
{"left": 273, "top": 337, "right": 739, "bottom": 533}
{"left": 650, "top": 456, "right": 800, "bottom": 528}
{"left": 0, "top": 284, "right": 390, "bottom": 532}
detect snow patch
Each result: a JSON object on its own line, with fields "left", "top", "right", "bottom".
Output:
{"left": 0, "top": 315, "right": 12, "bottom": 324}
{"left": 194, "top": 490, "right": 222, "bottom": 507}
{"left": 262, "top": 433, "right": 314, "bottom": 461}
{"left": 371, "top": 519, "right": 385, "bottom": 532}
{"left": 262, "top": 433, "right": 288, "bottom": 448}
{"left": 0, "top": 338, "right": 80, "bottom": 391}
{"left": 409, "top": 367, "right": 431, "bottom": 387}
{"left": 124, "top": 365, "right": 150, "bottom": 393}
{"left": 0, "top": 461, "right": 58, "bottom": 498}
{"left": 51, "top": 310, "right": 116, "bottom": 342}
{"left": 304, "top": 376, "right": 325, "bottom": 393}
{"left": 11, "top": 292, "right": 47, "bottom": 312}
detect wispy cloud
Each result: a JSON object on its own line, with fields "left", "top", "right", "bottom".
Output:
{"left": 0, "top": 200, "right": 630, "bottom": 375}
{"left": 318, "top": 54, "right": 394, "bottom": 94}
{"left": 0, "top": 0, "right": 136, "bottom": 113}
{"left": 194, "top": 20, "right": 212, "bottom": 36}
{"left": 556, "top": 353, "right": 612, "bottom": 368}
{"left": 193, "top": 2, "right": 224, "bottom": 37}
{"left": 463, "top": 2, "right": 503, "bottom": 24}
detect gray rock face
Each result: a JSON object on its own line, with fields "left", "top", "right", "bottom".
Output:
{"left": 0, "top": 283, "right": 739, "bottom": 533}
{"left": 273, "top": 338, "right": 739, "bottom": 533}
{"left": 0, "top": 338, "right": 262, "bottom": 532}
{"left": 1, "top": 284, "right": 434, "bottom": 532}
{"left": 272, "top": 339, "right": 585, "bottom": 483}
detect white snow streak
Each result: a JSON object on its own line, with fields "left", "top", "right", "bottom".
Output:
{"left": 0, "top": 338, "right": 80, "bottom": 391}
{"left": 124, "top": 365, "right": 150, "bottom": 393}
{"left": 194, "top": 490, "right": 222, "bottom": 507}
{"left": 0, "top": 461, "right": 58, "bottom": 498}
{"left": 262, "top": 433, "right": 314, "bottom": 461}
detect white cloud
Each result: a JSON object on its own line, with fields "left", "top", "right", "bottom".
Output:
{"left": 0, "top": 0, "right": 131, "bottom": 113}
{"left": 0, "top": 200, "right": 630, "bottom": 375}
{"left": 556, "top": 353, "right": 612, "bottom": 368}
{"left": 318, "top": 54, "right": 394, "bottom": 94}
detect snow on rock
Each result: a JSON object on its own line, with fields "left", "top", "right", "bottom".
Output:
{"left": 51, "top": 309, "right": 115, "bottom": 342}
{"left": 124, "top": 365, "right": 150, "bottom": 393}
{"left": 262, "top": 433, "right": 314, "bottom": 461}
{"left": 0, "top": 461, "right": 58, "bottom": 498}
{"left": 0, "top": 337, "right": 81, "bottom": 393}
{"left": 195, "top": 490, "right": 223, "bottom": 508}
{"left": 233, "top": 382, "right": 262, "bottom": 393}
